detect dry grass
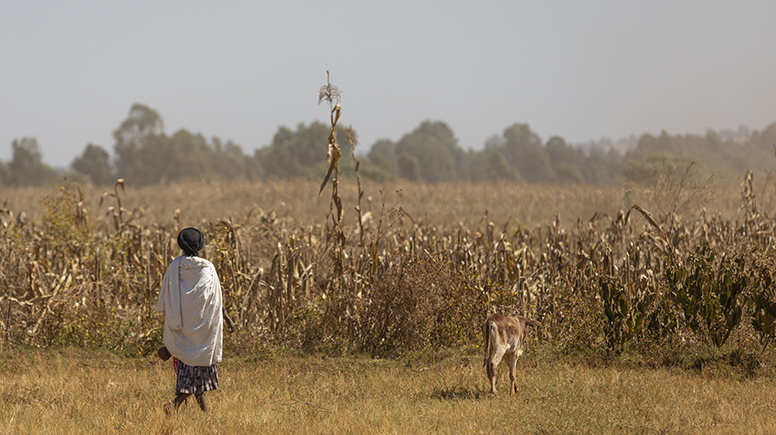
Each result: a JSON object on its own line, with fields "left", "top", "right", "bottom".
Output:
{"left": 4, "top": 176, "right": 776, "bottom": 435}
{"left": 0, "top": 178, "right": 747, "bottom": 230}
{"left": 2, "top": 347, "right": 776, "bottom": 435}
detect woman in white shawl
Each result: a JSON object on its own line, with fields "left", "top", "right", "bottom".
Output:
{"left": 158, "top": 227, "right": 234, "bottom": 415}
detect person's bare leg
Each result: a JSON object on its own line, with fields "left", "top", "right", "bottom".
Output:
{"left": 195, "top": 393, "right": 212, "bottom": 416}
{"left": 164, "top": 393, "right": 190, "bottom": 415}
{"left": 173, "top": 393, "right": 191, "bottom": 409}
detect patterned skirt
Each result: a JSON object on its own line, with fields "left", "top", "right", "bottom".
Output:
{"left": 175, "top": 360, "right": 219, "bottom": 395}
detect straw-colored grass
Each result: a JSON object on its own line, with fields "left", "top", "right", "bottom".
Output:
{"left": 0, "top": 178, "right": 747, "bottom": 230}
{"left": 4, "top": 176, "right": 776, "bottom": 434}
{"left": 2, "top": 347, "right": 776, "bottom": 435}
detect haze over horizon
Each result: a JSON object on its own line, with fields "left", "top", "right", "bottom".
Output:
{"left": 2, "top": 1, "right": 775, "bottom": 167}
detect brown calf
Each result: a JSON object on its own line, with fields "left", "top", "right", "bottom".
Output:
{"left": 482, "top": 313, "right": 541, "bottom": 395}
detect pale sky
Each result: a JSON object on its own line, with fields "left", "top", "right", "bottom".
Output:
{"left": 2, "top": 1, "right": 775, "bottom": 167}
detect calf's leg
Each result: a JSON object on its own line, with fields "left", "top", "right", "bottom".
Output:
{"left": 488, "top": 346, "right": 507, "bottom": 395}
{"left": 508, "top": 353, "right": 519, "bottom": 394}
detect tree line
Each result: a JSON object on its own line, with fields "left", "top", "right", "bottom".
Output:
{"left": 1, "top": 103, "right": 775, "bottom": 187}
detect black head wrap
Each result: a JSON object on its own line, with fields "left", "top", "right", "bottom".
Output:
{"left": 177, "top": 227, "right": 204, "bottom": 256}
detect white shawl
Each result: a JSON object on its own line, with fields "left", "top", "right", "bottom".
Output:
{"left": 157, "top": 255, "right": 223, "bottom": 367}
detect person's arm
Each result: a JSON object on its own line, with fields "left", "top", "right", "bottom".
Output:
{"left": 222, "top": 306, "right": 236, "bottom": 332}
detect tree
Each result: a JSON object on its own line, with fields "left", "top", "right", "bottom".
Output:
{"left": 111, "top": 104, "right": 225, "bottom": 184}
{"left": 395, "top": 121, "right": 462, "bottom": 182}
{"left": 0, "top": 161, "right": 7, "bottom": 185}
{"left": 546, "top": 136, "right": 585, "bottom": 184}
{"left": 211, "top": 137, "right": 261, "bottom": 180}
{"left": 367, "top": 139, "right": 399, "bottom": 176}
{"left": 583, "top": 147, "right": 625, "bottom": 185}
{"left": 501, "top": 123, "right": 542, "bottom": 160}
{"left": 626, "top": 131, "right": 683, "bottom": 162}
{"left": 499, "top": 123, "right": 553, "bottom": 183}
{"left": 554, "top": 163, "right": 584, "bottom": 184}
{"left": 256, "top": 122, "right": 332, "bottom": 178}
{"left": 5, "top": 137, "right": 57, "bottom": 186}
{"left": 520, "top": 147, "right": 554, "bottom": 183}
{"left": 753, "top": 122, "right": 776, "bottom": 151}
{"left": 166, "top": 130, "right": 212, "bottom": 181}
{"left": 487, "top": 149, "right": 521, "bottom": 181}
{"left": 457, "top": 148, "right": 487, "bottom": 182}
{"left": 398, "top": 134, "right": 456, "bottom": 182}
{"left": 72, "top": 144, "right": 113, "bottom": 185}
{"left": 397, "top": 152, "right": 421, "bottom": 181}
{"left": 113, "top": 104, "right": 167, "bottom": 184}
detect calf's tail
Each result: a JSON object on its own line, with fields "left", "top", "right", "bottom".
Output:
{"left": 483, "top": 319, "right": 495, "bottom": 378}
{"left": 525, "top": 318, "right": 542, "bottom": 328}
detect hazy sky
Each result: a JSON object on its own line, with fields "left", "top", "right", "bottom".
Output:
{"left": 2, "top": 1, "right": 775, "bottom": 166}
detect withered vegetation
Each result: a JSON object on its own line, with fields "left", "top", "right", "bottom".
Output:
{"left": 0, "top": 168, "right": 774, "bottom": 371}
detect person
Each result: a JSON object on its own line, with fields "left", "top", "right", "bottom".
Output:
{"left": 157, "top": 227, "right": 235, "bottom": 416}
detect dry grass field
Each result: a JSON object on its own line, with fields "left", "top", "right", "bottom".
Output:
{"left": 0, "top": 177, "right": 750, "bottom": 230}
{"left": 3, "top": 175, "right": 776, "bottom": 434}
{"left": 2, "top": 347, "right": 776, "bottom": 435}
